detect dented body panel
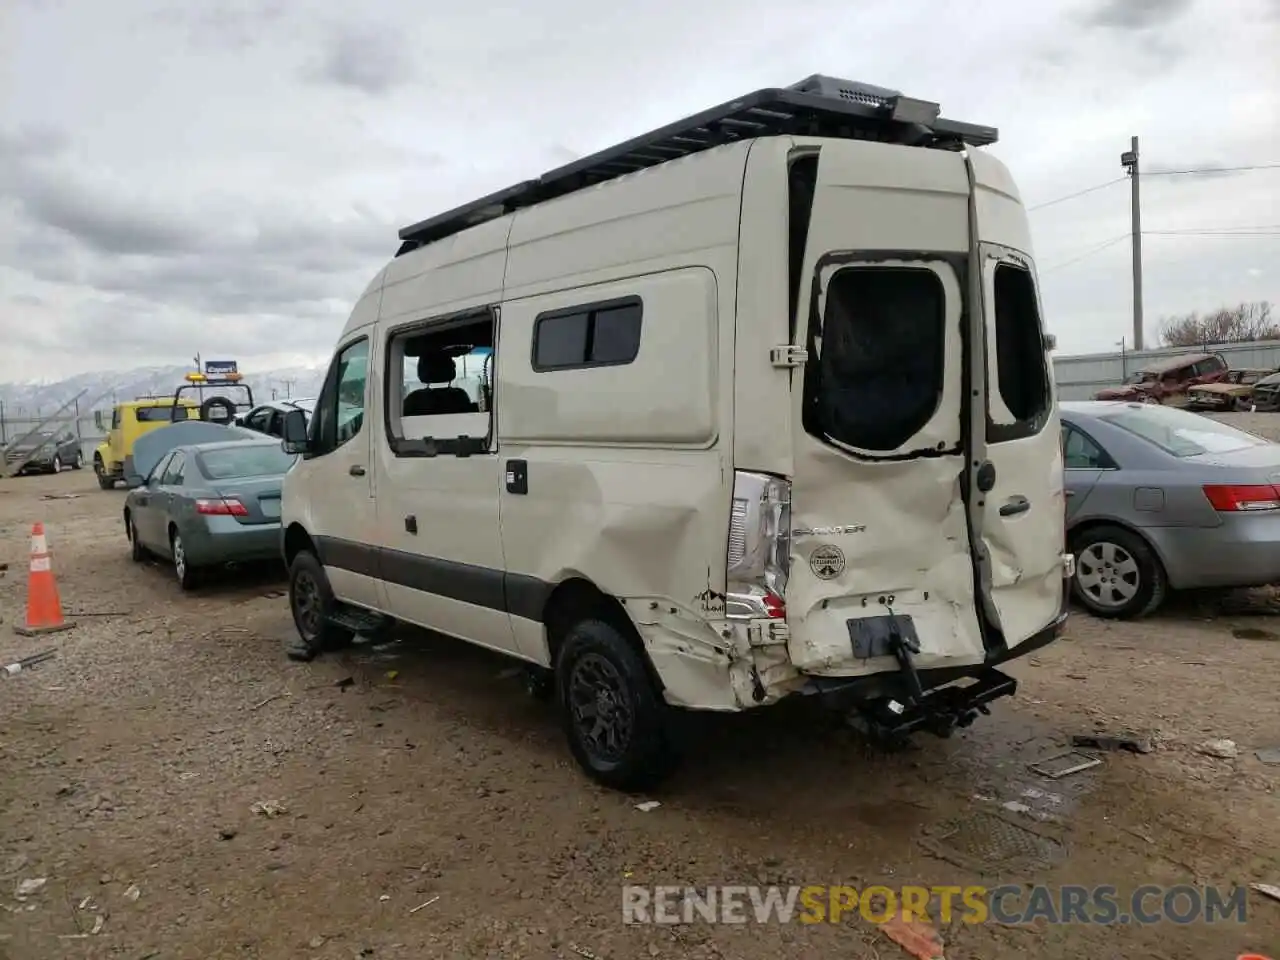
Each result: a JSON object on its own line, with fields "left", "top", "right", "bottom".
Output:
{"left": 286, "top": 122, "right": 1066, "bottom": 719}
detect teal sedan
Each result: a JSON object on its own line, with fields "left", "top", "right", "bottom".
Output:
{"left": 123, "top": 438, "right": 297, "bottom": 590}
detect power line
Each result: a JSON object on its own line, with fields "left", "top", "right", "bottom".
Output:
{"left": 1040, "top": 234, "right": 1130, "bottom": 273}
{"left": 1027, "top": 178, "right": 1125, "bottom": 212}
{"left": 1146, "top": 163, "right": 1280, "bottom": 177}
{"left": 1026, "top": 163, "right": 1279, "bottom": 214}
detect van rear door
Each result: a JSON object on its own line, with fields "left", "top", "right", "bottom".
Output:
{"left": 967, "top": 152, "right": 1065, "bottom": 648}
{"left": 783, "top": 140, "right": 987, "bottom": 677}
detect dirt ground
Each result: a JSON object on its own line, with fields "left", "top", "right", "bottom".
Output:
{"left": 2, "top": 420, "right": 1279, "bottom": 960}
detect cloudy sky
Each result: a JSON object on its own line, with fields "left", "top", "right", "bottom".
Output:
{"left": 2, "top": 0, "right": 1278, "bottom": 382}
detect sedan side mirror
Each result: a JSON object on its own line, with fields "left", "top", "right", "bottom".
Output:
{"left": 281, "top": 408, "right": 310, "bottom": 454}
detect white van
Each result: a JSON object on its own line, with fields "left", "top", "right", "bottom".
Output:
{"left": 279, "top": 75, "right": 1073, "bottom": 789}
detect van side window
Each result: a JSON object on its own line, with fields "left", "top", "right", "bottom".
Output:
{"left": 311, "top": 338, "right": 369, "bottom": 456}
{"left": 805, "top": 266, "right": 946, "bottom": 453}
{"left": 532, "top": 299, "right": 642, "bottom": 371}
{"left": 992, "top": 264, "right": 1051, "bottom": 427}
{"left": 385, "top": 310, "right": 494, "bottom": 457}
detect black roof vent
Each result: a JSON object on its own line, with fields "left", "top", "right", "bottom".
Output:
{"left": 394, "top": 75, "right": 996, "bottom": 256}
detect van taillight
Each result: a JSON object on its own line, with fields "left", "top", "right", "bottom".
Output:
{"left": 1201, "top": 484, "right": 1280, "bottom": 513}
{"left": 725, "top": 471, "right": 791, "bottom": 620}
{"left": 196, "top": 498, "right": 248, "bottom": 516}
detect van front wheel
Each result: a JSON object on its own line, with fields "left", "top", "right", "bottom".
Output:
{"left": 555, "top": 619, "right": 674, "bottom": 791}
{"left": 286, "top": 550, "right": 353, "bottom": 662}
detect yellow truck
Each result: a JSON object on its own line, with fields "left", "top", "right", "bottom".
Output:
{"left": 92, "top": 365, "right": 255, "bottom": 489}
{"left": 93, "top": 397, "right": 202, "bottom": 489}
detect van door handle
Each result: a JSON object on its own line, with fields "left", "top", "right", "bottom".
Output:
{"left": 349, "top": 465, "right": 366, "bottom": 477}
{"left": 999, "top": 496, "right": 1031, "bottom": 517}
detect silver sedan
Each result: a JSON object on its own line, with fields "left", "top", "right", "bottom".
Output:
{"left": 1060, "top": 401, "right": 1280, "bottom": 618}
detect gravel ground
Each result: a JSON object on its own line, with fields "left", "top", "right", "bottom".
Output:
{"left": 2, "top": 418, "right": 1279, "bottom": 960}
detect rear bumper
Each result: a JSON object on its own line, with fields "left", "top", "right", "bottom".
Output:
{"left": 1146, "top": 516, "right": 1280, "bottom": 590}
{"left": 182, "top": 519, "right": 285, "bottom": 566}
{"left": 801, "top": 589, "right": 1070, "bottom": 708}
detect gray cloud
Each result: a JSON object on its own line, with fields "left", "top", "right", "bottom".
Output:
{"left": 148, "top": 0, "right": 288, "bottom": 51}
{"left": 307, "top": 25, "right": 414, "bottom": 95}
{"left": 1082, "top": 0, "right": 1194, "bottom": 29}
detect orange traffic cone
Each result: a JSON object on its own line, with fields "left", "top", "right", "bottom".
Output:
{"left": 14, "top": 522, "right": 76, "bottom": 637}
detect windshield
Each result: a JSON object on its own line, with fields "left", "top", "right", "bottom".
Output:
{"left": 196, "top": 445, "right": 297, "bottom": 480}
{"left": 1099, "top": 404, "right": 1271, "bottom": 457}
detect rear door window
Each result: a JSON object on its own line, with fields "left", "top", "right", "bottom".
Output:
{"left": 804, "top": 265, "right": 947, "bottom": 453}
{"left": 989, "top": 263, "right": 1051, "bottom": 437}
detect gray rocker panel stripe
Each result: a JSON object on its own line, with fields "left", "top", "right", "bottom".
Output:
{"left": 313, "top": 536, "right": 550, "bottom": 623}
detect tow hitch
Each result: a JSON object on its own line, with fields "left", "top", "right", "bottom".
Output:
{"left": 849, "top": 669, "right": 1018, "bottom": 743}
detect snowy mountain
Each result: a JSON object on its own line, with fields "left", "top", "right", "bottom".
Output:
{"left": 0, "top": 364, "right": 329, "bottom": 418}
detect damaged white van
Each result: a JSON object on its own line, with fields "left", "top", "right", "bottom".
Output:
{"left": 279, "top": 75, "right": 1073, "bottom": 789}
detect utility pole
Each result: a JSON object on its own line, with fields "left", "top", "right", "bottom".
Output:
{"left": 282, "top": 379, "right": 294, "bottom": 399}
{"left": 1121, "top": 136, "right": 1144, "bottom": 351}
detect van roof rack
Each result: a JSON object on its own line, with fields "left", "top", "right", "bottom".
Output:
{"left": 395, "top": 75, "right": 997, "bottom": 256}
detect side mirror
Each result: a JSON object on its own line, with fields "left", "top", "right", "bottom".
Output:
{"left": 1043, "top": 332, "right": 1058, "bottom": 352}
{"left": 281, "top": 408, "right": 310, "bottom": 454}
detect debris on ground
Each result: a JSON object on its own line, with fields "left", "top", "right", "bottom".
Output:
{"left": 1197, "top": 739, "right": 1238, "bottom": 759}
{"left": 1256, "top": 747, "right": 1280, "bottom": 766}
{"left": 335, "top": 677, "right": 355, "bottom": 691}
{"left": 250, "top": 800, "right": 288, "bottom": 818}
{"left": 1028, "top": 750, "right": 1102, "bottom": 780}
{"left": 249, "top": 693, "right": 286, "bottom": 710}
{"left": 409, "top": 895, "right": 439, "bottom": 914}
{"left": 15, "top": 877, "right": 47, "bottom": 897}
{"left": 880, "top": 906, "right": 946, "bottom": 960}
{"left": 1250, "top": 882, "right": 1280, "bottom": 904}
{"left": 40, "top": 493, "right": 81, "bottom": 500}
{"left": 123, "top": 884, "right": 141, "bottom": 902}
{"left": 2, "top": 649, "right": 57, "bottom": 678}
{"left": 1071, "top": 733, "right": 1154, "bottom": 754}
{"left": 635, "top": 801, "right": 661, "bottom": 812}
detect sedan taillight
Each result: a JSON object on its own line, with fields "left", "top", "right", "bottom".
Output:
{"left": 195, "top": 498, "right": 249, "bottom": 516}
{"left": 1202, "top": 484, "right": 1280, "bottom": 513}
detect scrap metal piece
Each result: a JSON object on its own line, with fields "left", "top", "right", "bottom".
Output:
{"left": 1029, "top": 749, "right": 1102, "bottom": 780}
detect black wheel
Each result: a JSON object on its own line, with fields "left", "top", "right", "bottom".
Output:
{"left": 286, "top": 550, "right": 353, "bottom": 662}
{"left": 72, "top": 451, "right": 83, "bottom": 470}
{"left": 555, "top": 619, "right": 675, "bottom": 791}
{"left": 95, "top": 460, "right": 114, "bottom": 490}
{"left": 170, "top": 529, "right": 200, "bottom": 591}
{"left": 51, "top": 455, "right": 62, "bottom": 473}
{"left": 1071, "top": 524, "right": 1166, "bottom": 619}
{"left": 128, "top": 518, "right": 146, "bottom": 562}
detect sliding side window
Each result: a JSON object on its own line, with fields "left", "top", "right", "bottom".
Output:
{"left": 532, "top": 298, "right": 642, "bottom": 371}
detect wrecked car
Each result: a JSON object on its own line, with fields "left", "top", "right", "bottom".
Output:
{"left": 277, "top": 74, "right": 1071, "bottom": 790}
{"left": 1094, "top": 352, "right": 1228, "bottom": 404}
{"left": 1250, "top": 371, "right": 1280, "bottom": 412}
{"left": 1185, "top": 368, "right": 1274, "bottom": 411}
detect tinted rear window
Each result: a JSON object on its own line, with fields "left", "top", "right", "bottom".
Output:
{"left": 196, "top": 445, "right": 297, "bottom": 480}
{"left": 1099, "top": 405, "right": 1271, "bottom": 457}
{"left": 806, "top": 266, "right": 945, "bottom": 452}
{"left": 135, "top": 406, "right": 191, "bottom": 422}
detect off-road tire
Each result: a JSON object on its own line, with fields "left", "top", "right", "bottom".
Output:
{"left": 555, "top": 618, "right": 675, "bottom": 791}
{"left": 1071, "top": 524, "right": 1167, "bottom": 619}
{"left": 95, "top": 461, "right": 114, "bottom": 490}
{"left": 286, "top": 550, "right": 354, "bottom": 662}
